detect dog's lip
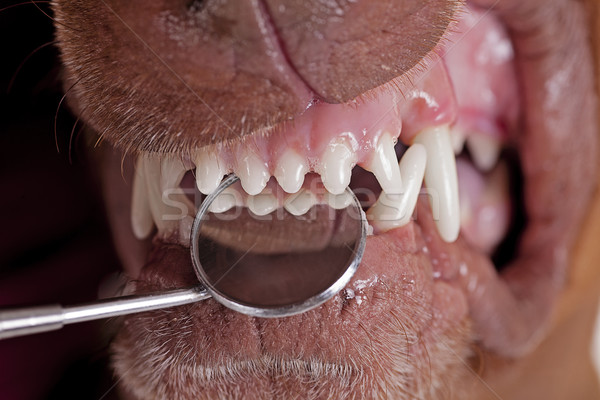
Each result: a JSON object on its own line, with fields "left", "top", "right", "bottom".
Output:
{"left": 120, "top": 200, "right": 470, "bottom": 370}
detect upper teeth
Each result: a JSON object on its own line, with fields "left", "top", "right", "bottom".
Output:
{"left": 366, "top": 143, "right": 427, "bottom": 232}
{"left": 413, "top": 126, "right": 461, "bottom": 243}
{"left": 365, "top": 132, "right": 403, "bottom": 194}
{"left": 194, "top": 148, "right": 224, "bottom": 195}
{"left": 274, "top": 149, "right": 308, "bottom": 193}
{"left": 235, "top": 149, "right": 270, "bottom": 196}
{"left": 318, "top": 138, "right": 357, "bottom": 195}
{"left": 130, "top": 124, "right": 462, "bottom": 245}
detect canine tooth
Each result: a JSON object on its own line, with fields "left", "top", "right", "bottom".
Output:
{"left": 131, "top": 157, "right": 154, "bottom": 239}
{"left": 319, "top": 139, "right": 356, "bottom": 195}
{"left": 414, "top": 126, "right": 460, "bottom": 243}
{"left": 466, "top": 134, "right": 501, "bottom": 172}
{"left": 274, "top": 149, "right": 308, "bottom": 193}
{"left": 142, "top": 156, "right": 174, "bottom": 233}
{"left": 209, "top": 187, "right": 242, "bottom": 213}
{"left": 367, "top": 144, "right": 427, "bottom": 231}
{"left": 236, "top": 150, "right": 269, "bottom": 195}
{"left": 327, "top": 191, "right": 354, "bottom": 210}
{"left": 178, "top": 215, "right": 194, "bottom": 244}
{"left": 450, "top": 129, "right": 467, "bottom": 154}
{"left": 160, "top": 157, "right": 187, "bottom": 189}
{"left": 367, "top": 132, "right": 403, "bottom": 194}
{"left": 284, "top": 189, "right": 317, "bottom": 216}
{"left": 194, "top": 149, "right": 224, "bottom": 195}
{"left": 247, "top": 191, "right": 279, "bottom": 216}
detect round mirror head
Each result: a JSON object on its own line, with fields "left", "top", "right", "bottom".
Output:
{"left": 190, "top": 175, "right": 367, "bottom": 318}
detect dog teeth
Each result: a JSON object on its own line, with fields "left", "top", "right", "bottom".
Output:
{"left": 274, "top": 149, "right": 308, "bottom": 194}
{"left": 284, "top": 189, "right": 317, "bottom": 216}
{"left": 367, "top": 143, "right": 427, "bottom": 231}
{"left": 466, "top": 133, "right": 501, "bottom": 172}
{"left": 450, "top": 129, "right": 467, "bottom": 155}
{"left": 366, "top": 132, "right": 403, "bottom": 194}
{"left": 160, "top": 157, "right": 187, "bottom": 190}
{"left": 414, "top": 126, "right": 460, "bottom": 243}
{"left": 235, "top": 149, "right": 269, "bottom": 196}
{"left": 327, "top": 191, "right": 354, "bottom": 210}
{"left": 132, "top": 125, "right": 466, "bottom": 242}
{"left": 247, "top": 190, "right": 279, "bottom": 216}
{"left": 319, "top": 138, "right": 356, "bottom": 195}
{"left": 139, "top": 155, "right": 190, "bottom": 236}
{"left": 131, "top": 157, "right": 154, "bottom": 239}
{"left": 194, "top": 149, "right": 224, "bottom": 195}
{"left": 209, "top": 187, "right": 243, "bottom": 213}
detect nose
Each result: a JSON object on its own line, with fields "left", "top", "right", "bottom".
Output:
{"left": 52, "top": 0, "right": 459, "bottom": 150}
{"left": 262, "top": 0, "right": 460, "bottom": 103}
{"left": 116, "top": 0, "right": 459, "bottom": 104}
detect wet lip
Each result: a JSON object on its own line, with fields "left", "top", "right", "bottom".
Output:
{"left": 107, "top": 0, "right": 598, "bottom": 396}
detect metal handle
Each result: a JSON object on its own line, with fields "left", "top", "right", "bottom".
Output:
{"left": 0, "top": 286, "right": 210, "bottom": 340}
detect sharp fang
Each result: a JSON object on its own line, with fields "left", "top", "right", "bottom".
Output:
{"left": 274, "top": 149, "right": 308, "bottom": 194}
{"left": 319, "top": 139, "right": 356, "bottom": 195}
{"left": 131, "top": 157, "right": 154, "bottom": 239}
{"left": 209, "top": 187, "right": 242, "bottom": 213}
{"left": 414, "top": 126, "right": 460, "bottom": 243}
{"left": 284, "top": 189, "right": 316, "bottom": 216}
{"left": 236, "top": 150, "right": 269, "bottom": 196}
{"left": 327, "top": 191, "right": 354, "bottom": 210}
{"left": 450, "top": 128, "right": 467, "bottom": 155}
{"left": 194, "top": 149, "right": 224, "bottom": 195}
{"left": 178, "top": 215, "right": 194, "bottom": 245}
{"left": 160, "top": 157, "right": 187, "bottom": 189}
{"left": 367, "top": 144, "right": 427, "bottom": 232}
{"left": 466, "top": 134, "right": 501, "bottom": 172}
{"left": 142, "top": 155, "right": 174, "bottom": 234}
{"left": 247, "top": 190, "right": 278, "bottom": 216}
{"left": 367, "top": 132, "right": 403, "bottom": 194}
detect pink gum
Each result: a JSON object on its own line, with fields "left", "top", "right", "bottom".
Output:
{"left": 198, "top": 3, "right": 517, "bottom": 174}
{"left": 398, "top": 60, "right": 458, "bottom": 143}
{"left": 442, "top": 5, "right": 520, "bottom": 141}
{"left": 214, "top": 61, "right": 458, "bottom": 174}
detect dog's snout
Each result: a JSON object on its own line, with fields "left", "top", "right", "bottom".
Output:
{"left": 263, "top": 0, "right": 461, "bottom": 103}
{"left": 52, "top": 0, "right": 460, "bottom": 151}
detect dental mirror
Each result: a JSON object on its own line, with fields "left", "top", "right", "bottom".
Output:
{"left": 0, "top": 174, "right": 367, "bottom": 339}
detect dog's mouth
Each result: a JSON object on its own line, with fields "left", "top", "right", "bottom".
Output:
{"left": 53, "top": 0, "right": 598, "bottom": 398}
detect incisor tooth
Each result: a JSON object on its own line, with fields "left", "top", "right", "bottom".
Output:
{"left": 236, "top": 150, "right": 269, "bottom": 195}
{"left": 367, "top": 132, "right": 402, "bottom": 194}
{"left": 274, "top": 149, "right": 308, "bottom": 193}
{"left": 194, "top": 149, "right": 224, "bottom": 195}
{"left": 131, "top": 157, "right": 154, "bottom": 239}
{"left": 247, "top": 190, "right": 279, "bottom": 216}
{"left": 327, "top": 191, "right": 354, "bottom": 210}
{"left": 319, "top": 139, "right": 356, "bottom": 195}
{"left": 466, "top": 134, "right": 501, "bottom": 172}
{"left": 209, "top": 187, "right": 242, "bottom": 213}
{"left": 284, "top": 189, "right": 316, "bottom": 216}
{"left": 414, "top": 126, "right": 460, "bottom": 243}
{"left": 367, "top": 144, "right": 427, "bottom": 232}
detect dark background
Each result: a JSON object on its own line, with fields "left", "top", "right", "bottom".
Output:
{"left": 0, "top": 1, "right": 121, "bottom": 398}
